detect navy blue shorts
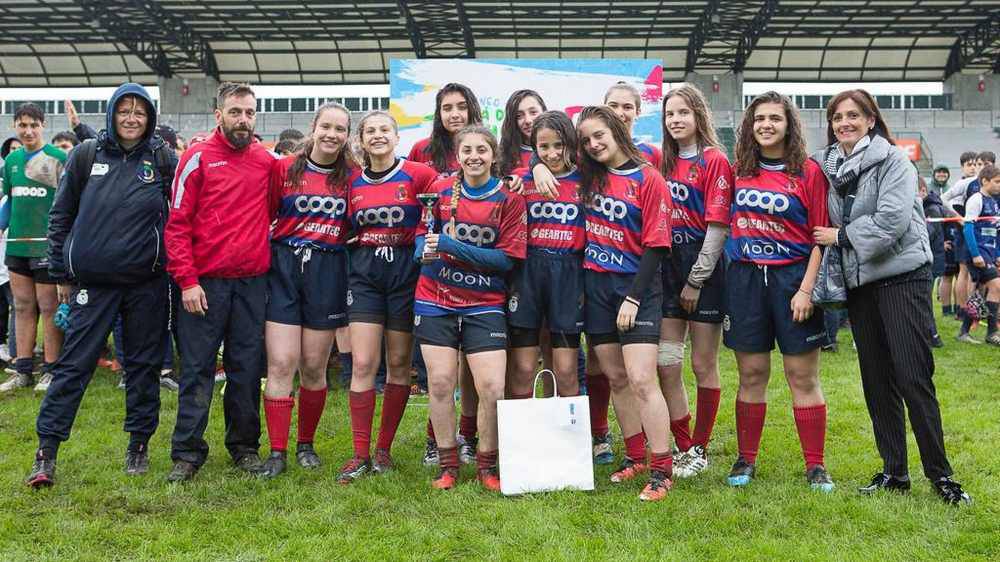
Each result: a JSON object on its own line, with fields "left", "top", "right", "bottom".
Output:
{"left": 661, "top": 242, "right": 725, "bottom": 323}
{"left": 348, "top": 245, "right": 420, "bottom": 332}
{"left": 584, "top": 269, "right": 661, "bottom": 346}
{"left": 266, "top": 243, "right": 348, "bottom": 330}
{"left": 414, "top": 312, "right": 508, "bottom": 354}
{"left": 508, "top": 250, "right": 584, "bottom": 338}
{"left": 968, "top": 262, "right": 999, "bottom": 285}
{"left": 723, "top": 260, "right": 828, "bottom": 355}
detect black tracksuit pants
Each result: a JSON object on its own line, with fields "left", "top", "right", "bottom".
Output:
{"left": 36, "top": 275, "right": 168, "bottom": 451}
{"left": 170, "top": 276, "right": 266, "bottom": 466}
{"left": 847, "top": 266, "right": 953, "bottom": 480}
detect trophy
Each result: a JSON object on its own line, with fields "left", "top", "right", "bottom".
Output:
{"left": 416, "top": 192, "right": 441, "bottom": 261}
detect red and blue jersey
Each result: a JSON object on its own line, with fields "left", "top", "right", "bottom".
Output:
{"left": 514, "top": 166, "right": 586, "bottom": 254}
{"left": 349, "top": 159, "right": 437, "bottom": 247}
{"left": 407, "top": 137, "right": 459, "bottom": 178}
{"left": 269, "top": 156, "right": 352, "bottom": 251}
{"left": 666, "top": 147, "right": 733, "bottom": 245}
{"left": 584, "top": 164, "right": 673, "bottom": 274}
{"left": 726, "top": 159, "right": 829, "bottom": 266}
{"left": 415, "top": 177, "right": 527, "bottom": 315}
{"left": 636, "top": 140, "right": 662, "bottom": 171}
{"left": 518, "top": 145, "right": 533, "bottom": 170}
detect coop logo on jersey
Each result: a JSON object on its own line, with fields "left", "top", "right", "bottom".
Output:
{"left": 355, "top": 206, "right": 406, "bottom": 227}
{"left": 444, "top": 222, "right": 496, "bottom": 246}
{"left": 668, "top": 180, "right": 689, "bottom": 202}
{"left": 735, "top": 189, "right": 790, "bottom": 214}
{"left": 12, "top": 186, "right": 48, "bottom": 197}
{"left": 529, "top": 201, "right": 579, "bottom": 224}
{"left": 590, "top": 194, "right": 628, "bottom": 222}
{"left": 295, "top": 195, "right": 347, "bottom": 217}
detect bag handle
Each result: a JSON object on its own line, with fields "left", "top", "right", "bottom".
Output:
{"left": 531, "top": 369, "right": 557, "bottom": 399}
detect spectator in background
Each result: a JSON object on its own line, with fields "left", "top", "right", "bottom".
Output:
{"left": 919, "top": 178, "right": 946, "bottom": 348}
{"left": 278, "top": 128, "right": 304, "bottom": 143}
{"left": 958, "top": 164, "right": 1000, "bottom": 345}
{"left": 0, "top": 220, "right": 10, "bottom": 363}
{"left": 928, "top": 164, "right": 950, "bottom": 195}
{"left": 959, "top": 151, "right": 978, "bottom": 179}
{"left": 50, "top": 131, "right": 79, "bottom": 153}
{"left": 273, "top": 138, "right": 298, "bottom": 156}
{"left": 1, "top": 137, "right": 22, "bottom": 160}
{"left": 64, "top": 100, "right": 97, "bottom": 142}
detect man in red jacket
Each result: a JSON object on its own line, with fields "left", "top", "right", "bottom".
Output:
{"left": 165, "top": 82, "right": 276, "bottom": 481}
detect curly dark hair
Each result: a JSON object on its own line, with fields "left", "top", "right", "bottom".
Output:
{"left": 734, "top": 91, "right": 808, "bottom": 178}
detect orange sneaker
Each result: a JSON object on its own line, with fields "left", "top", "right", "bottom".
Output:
{"left": 109, "top": 359, "right": 122, "bottom": 372}
{"left": 610, "top": 457, "right": 647, "bottom": 483}
{"left": 639, "top": 470, "right": 673, "bottom": 501}
{"left": 432, "top": 467, "right": 459, "bottom": 490}
{"left": 477, "top": 467, "right": 501, "bottom": 492}
{"left": 96, "top": 358, "right": 114, "bottom": 370}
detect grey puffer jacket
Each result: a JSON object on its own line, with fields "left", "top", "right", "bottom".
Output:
{"left": 812, "top": 134, "right": 931, "bottom": 289}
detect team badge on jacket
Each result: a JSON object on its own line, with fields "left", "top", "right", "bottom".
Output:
{"left": 76, "top": 289, "right": 89, "bottom": 306}
{"left": 139, "top": 161, "right": 156, "bottom": 183}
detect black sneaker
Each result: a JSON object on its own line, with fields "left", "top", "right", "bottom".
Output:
{"left": 26, "top": 449, "right": 56, "bottom": 488}
{"left": 295, "top": 443, "right": 321, "bottom": 469}
{"left": 806, "top": 464, "right": 835, "bottom": 493}
{"left": 124, "top": 444, "right": 150, "bottom": 475}
{"left": 930, "top": 334, "right": 944, "bottom": 348}
{"left": 373, "top": 448, "right": 393, "bottom": 474}
{"left": 422, "top": 438, "right": 439, "bottom": 466}
{"left": 458, "top": 435, "right": 478, "bottom": 465}
{"left": 727, "top": 456, "right": 756, "bottom": 487}
{"left": 821, "top": 343, "right": 838, "bottom": 353}
{"left": 260, "top": 451, "right": 287, "bottom": 479}
{"left": 166, "top": 460, "right": 198, "bottom": 483}
{"left": 336, "top": 456, "right": 372, "bottom": 484}
{"left": 159, "top": 369, "right": 179, "bottom": 391}
{"left": 933, "top": 477, "right": 972, "bottom": 506}
{"left": 234, "top": 453, "right": 266, "bottom": 475}
{"left": 858, "top": 472, "right": 910, "bottom": 495}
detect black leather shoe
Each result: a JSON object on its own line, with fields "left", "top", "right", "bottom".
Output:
{"left": 296, "top": 443, "right": 321, "bottom": 469}
{"left": 166, "top": 460, "right": 198, "bottom": 482}
{"left": 260, "top": 451, "right": 287, "bottom": 479}
{"left": 124, "top": 444, "right": 150, "bottom": 475}
{"left": 234, "top": 453, "right": 266, "bottom": 475}
{"left": 858, "top": 472, "right": 911, "bottom": 495}
{"left": 933, "top": 477, "right": 972, "bottom": 506}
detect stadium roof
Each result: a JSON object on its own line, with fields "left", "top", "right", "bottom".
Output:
{"left": 0, "top": 0, "right": 998, "bottom": 86}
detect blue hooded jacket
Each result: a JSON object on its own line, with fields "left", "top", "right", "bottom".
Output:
{"left": 47, "top": 83, "right": 178, "bottom": 285}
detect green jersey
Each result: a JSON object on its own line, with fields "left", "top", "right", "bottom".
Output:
{"left": 2, "top": 144, "right": 66, "bottom": 257}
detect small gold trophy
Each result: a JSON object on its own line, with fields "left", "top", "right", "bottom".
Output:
{"left": 416, "top": 192, "right": 440, "bottom": 261}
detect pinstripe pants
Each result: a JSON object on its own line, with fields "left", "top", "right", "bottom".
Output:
{"left": 847, "top": 269, "right": 953, "bottom": 480}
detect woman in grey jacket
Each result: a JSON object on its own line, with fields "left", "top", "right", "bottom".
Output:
{"left": 812, "top": 89, "right": 971, "bottom": 505}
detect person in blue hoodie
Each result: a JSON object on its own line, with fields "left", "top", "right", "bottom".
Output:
{"left": 26, "top": 83, "right": 177, "bottom": 488}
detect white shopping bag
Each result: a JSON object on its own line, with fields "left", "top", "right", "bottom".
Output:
{"left": 497, "top": 370, "right": 595, "bottom": 495}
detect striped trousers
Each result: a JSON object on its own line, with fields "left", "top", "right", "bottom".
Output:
{"left": 847, "top": 267, "right": 953, "bottom": 480}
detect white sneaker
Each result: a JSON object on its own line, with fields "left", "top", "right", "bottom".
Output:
{"left": 673, "top": 444, "right": 709, "bottom": 478}
{"left": 34, "top": 372, "right": 53, "bottom": 393}
{"left": 0, "top": 372, "right": 33, "bottom": 392}
{"left": 0, "top": 345, "right": 12, "bottom": 363}
{"left": 214, "top": 369, "right": 226, "bottom": 383}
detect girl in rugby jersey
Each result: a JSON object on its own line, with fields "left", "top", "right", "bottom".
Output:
{"left": 336, "top": 111, "right": 439, "bottom": 483}
{"left": 576, "top": 105, "right": 675, "bottom": 501}
{"left": 414, "top": 125, "right": 527, "bottom": 491}
{"left": 498, "top": 89, "right": 547, "bottom": 176}
{"left": 723, "top": 91, "right": 833, "bottom": 491}
{"left": 507, "top": 111, "right": 584, "bottom": 400}
{"left": 605, "top": 81, "right": 662, "bottom": 169}
{"left": 260, "top": 102, "right": 355, "bottom": 479}
{"left": 407, "top": 82, "right": 484, "bottom": 177}
{"left": 657, "top": 84, "right": 734, "bottom": 479}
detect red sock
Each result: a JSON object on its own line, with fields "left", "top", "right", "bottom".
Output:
{"left": 511, "top": 391, "right": 534, "bottom": 400}
{"left": 349, "top": 389, "right": 376, "bottom": 460}
{"left": 587, "top": 374, "right": 611, "bottom": 437}
{"left": 692, "top": 386, "right": 721, "bottom": 447}
{"left": 649, "top": 451, "right": 673, "bottom": 476}
{"left": 459, "top": 414, "right": 477, "bottom": 441}
{"left": 623, "top": 432, "right": 647, "bottom": 463}
{"left": 735, "top": 400, "right": 767, "bottom": 464}
{"left": 296, "top": 386, "right": 327, "bottom": 445}
{"left": 375, "top": 383, "right": 410, "bottom": 452}
{"left": 476, "top": 449, "right": 498, "bottom": 471}
{"left": 263, "top": 396, "right": 294, "bottom": 452}
{"left": 426, "top": 418, "right": 435, "bottom": 441}
{"left": 438, "top": 446, "right": 459, "bottom": 469}
{"left": 670, "top": 413, "right": 693, "bottom": 452}
{"left": 793, "top": 404, "right": 828, "bottom": 467}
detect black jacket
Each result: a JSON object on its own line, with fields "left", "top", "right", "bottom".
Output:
{"left": 48, "top": 83, "right": 177, "bottom": 285}
{"left": 922, "top": 191, "right": 946, "bottom": 277}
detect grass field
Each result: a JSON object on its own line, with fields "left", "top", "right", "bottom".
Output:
{"left": 1, "top": 313, "right": 997, "bottom": 561}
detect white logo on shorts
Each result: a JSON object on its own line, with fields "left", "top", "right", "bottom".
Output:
{"left": 346, "top": 290, "right": 353, "bottom": 306}
{"left": 414, "top": 315, "right": 421, "bottom": 326}
{"left": 723, "top": 314, "right": 731, "bottom": 331}
{"left": 508, "top": 295, "right": 519, "bottom": 312}
{"left": 76, "top": 289, "right": 89, "bottom": 306}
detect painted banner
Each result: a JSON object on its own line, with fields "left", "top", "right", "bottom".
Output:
{"left": 389, "top": 59, "right": 663, "bottom": 157}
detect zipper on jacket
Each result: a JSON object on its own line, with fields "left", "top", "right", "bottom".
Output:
{"left": 151, "top": 224, "right": 160, "bottom": 272}
{"left": 67, "top": 236, "right": 76, "bottom": 277}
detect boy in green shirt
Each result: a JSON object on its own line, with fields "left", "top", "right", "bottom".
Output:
{"left": 0, "top": 103, "right": 66, "bottom": 394}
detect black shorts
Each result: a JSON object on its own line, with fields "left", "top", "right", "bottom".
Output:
{"left": 5, "top": 255, "right": 55, "bottom": 284}
{"left": 348, "top": 245, "right": 420, "bottom": 332}
{"left": 414, "top": 312, "right": 508, "bottom": 354}
{"left": 661, "top": 242, "right": 725, "bottom": 323}
{"left": 584, "top": 269, "right": 661, "bottom": 346}
{"left": 266, "top": 243, "right": 348, "bottom": 330}
{"left": 968, "top": 262, "right": 999, "bottom": 285}
{"left": 508, "top": 250, "right": 584, "bottom": 336}
{"left": 723, "top": 260, "right": 828, "bottom": 355}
